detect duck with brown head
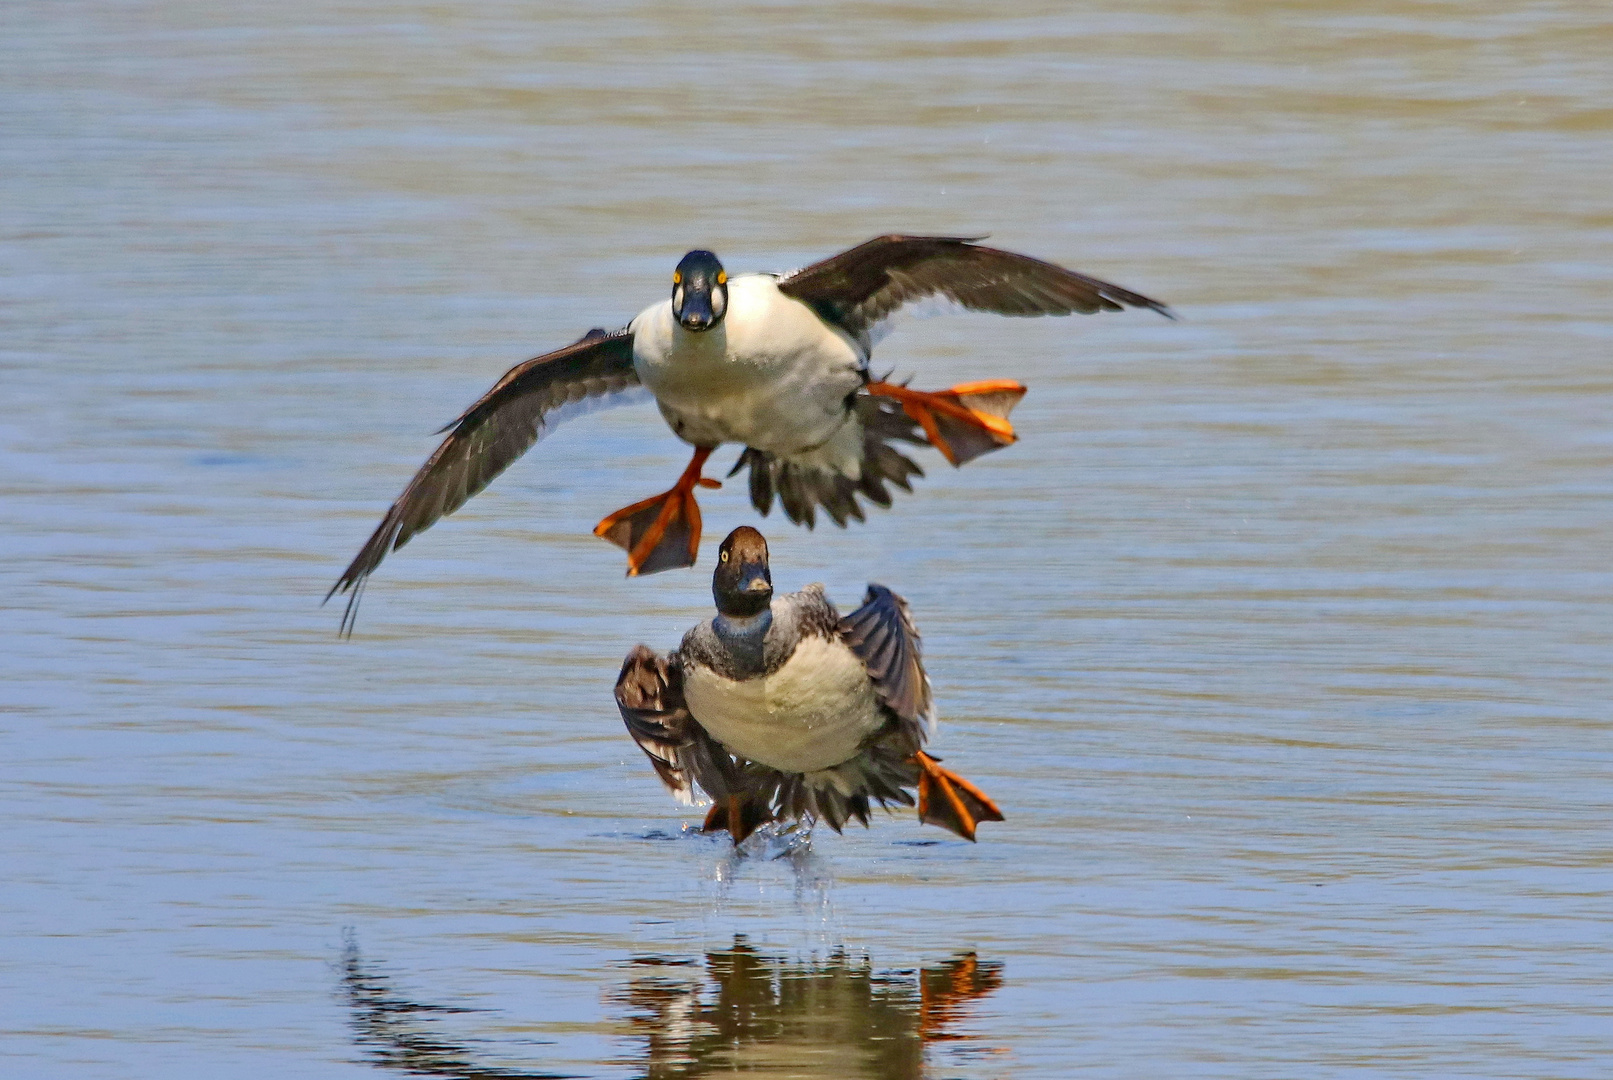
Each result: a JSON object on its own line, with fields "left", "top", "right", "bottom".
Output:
{"left": 613, "top": 526, "right": 1003, "bottom": 844}
{"left": 711, "top": 525, "right": 772, "bottom": 621}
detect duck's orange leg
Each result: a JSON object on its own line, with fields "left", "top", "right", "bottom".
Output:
{"left": 594, "top": 446, "right": 722, "bottom": 576}
{"left": 702, "top": 794, "right": 774, "bottom": 845}
{"left": 865, "top": 380, "right": 1027, "bottom": 466}
{"left": 913, "top": 751, "right": 1005, "bottom": 842}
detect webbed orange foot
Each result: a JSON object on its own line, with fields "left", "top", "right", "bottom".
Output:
{"left": 913, "top": 751, "right": 1004, "bottom": 841}
{"left": 866, "top": 379, "right": 1026, "bottom": 467}
{"left": 594, "top": 446, "right": 721, "bottom": 575}
{"left": 702, "top": 794, "right": 774, "bottom": 845}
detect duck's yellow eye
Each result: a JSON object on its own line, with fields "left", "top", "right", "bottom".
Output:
{"left": 672, "top": 270, "right": 681, "bottom": 284}
{"left": 716, "top": 271, "right": 726, "bottom": 285}
{"left": 720, "top": 550, "right": 729, "bottom": 563}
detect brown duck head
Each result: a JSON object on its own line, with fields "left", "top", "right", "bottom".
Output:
{"left": 713, "top": 526, "right": 772, "bottom": 618}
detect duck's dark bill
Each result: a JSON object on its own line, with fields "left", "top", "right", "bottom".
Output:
{"left": 678, "top": 293, "right": 715, "bottom": 331}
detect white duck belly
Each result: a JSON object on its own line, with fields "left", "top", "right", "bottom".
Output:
{"left": 682, "top": 635, "right": 886, "bottom": 774}
{"left": 631, "top": 275, "right": 866, "bottom": 459}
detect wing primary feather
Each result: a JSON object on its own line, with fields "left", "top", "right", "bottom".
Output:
{"left": 614, "top": 645, "right": 698, "bottom": 801}
{"left": 325, "top": 329, "right": 638, "bottom": 634}
{"left": 776, "top": 235, "right": 1172, "bottom": 345}
{"left": 839, "top": 583, "right": 934, "bottom": 740}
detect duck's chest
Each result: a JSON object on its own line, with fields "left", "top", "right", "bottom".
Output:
{"left": 682, "top": 635, "right": 884, "bottom": 774}
{"left": 631, "top": 277, "right": 865, "bottom": 452}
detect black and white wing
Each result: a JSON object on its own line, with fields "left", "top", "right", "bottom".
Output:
{"left": 775, "top": 234, "right": 1173, "bottom": 347}
{"left": 327, "top": 329, "right": 639, "bottom": 633}
{"left": 837, "top": 583, "right": 935, "bottom": 743}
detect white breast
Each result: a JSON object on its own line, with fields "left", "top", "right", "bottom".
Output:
{"left": 630, "top": 276, "right": 866, "bottom": 459}
{"left": 683, "top": 636, "right": 885, "bottom": 774}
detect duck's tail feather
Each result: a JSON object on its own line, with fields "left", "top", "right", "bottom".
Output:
{"left": 773, "top": 744, "right": 919, "bottom": 833}
{"left": 731, "top": 396, "right": 926, "bottom": 529}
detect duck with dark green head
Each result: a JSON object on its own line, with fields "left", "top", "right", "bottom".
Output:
{"left": 330, "top": 236, "right": 1171, "bottom": 633}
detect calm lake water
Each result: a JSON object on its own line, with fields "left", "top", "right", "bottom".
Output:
{"left": 3, "top": 2, "right": 1610, "bottom": 1077}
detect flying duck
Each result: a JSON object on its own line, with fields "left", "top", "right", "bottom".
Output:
{"left": 614, "top": 526, "right": 1003, "bottom": 843}
{"left": 328, "top": 235, "right": 1171, "bottom": 631}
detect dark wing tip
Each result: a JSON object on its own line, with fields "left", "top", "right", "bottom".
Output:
{"left": 840, "top": 582, "right": 930, "bottom": 729}
{"left": 781, "top": 235, "right": 1173, "bottom": 339}
{"left": 1105, "top": 287, "right": 1176, "bottom": 321}
{"left": 861, "top": 581, "right": 895, "bottom": 607}
{"left": 872, "top": 233, "right": 989, "bottom": 245}
{"left": 1120, "top": 295, "right": 1176, "bottom": 320}
{"left": 326, "top": 329, "right": 639, "bottom": 635}
{"left": 323, "top": 506, "right": 408, "bottom": 638}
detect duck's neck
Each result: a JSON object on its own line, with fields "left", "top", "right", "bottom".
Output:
{"left": 714, "top": 608, "right": 773, "bottom": 674}
{"left": 714, "top": 608, "right": 772, "bottom": 640}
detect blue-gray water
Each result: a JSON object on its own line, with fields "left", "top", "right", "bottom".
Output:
{"left": 3, "top": 2, "right": 1610, "bottom": 1077}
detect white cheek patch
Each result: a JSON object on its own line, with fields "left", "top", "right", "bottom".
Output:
{"left": 672, "top": 285, "right": 684, "bottom": 314}
{"left": 711, "top": 289, "right": 727, "bottom": 320}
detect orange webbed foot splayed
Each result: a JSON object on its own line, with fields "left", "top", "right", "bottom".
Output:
{"left": 913, "top": 751, "right": 1004, "bottom": 841}
{"left": 594, "top": 446, "right": 722, "bottom": 575}
{"left": 865, "top": 379, "right": 1027, "bottom": 466}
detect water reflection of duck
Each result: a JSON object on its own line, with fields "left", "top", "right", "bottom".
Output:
{"left": 615, "top": 526, "right": 1003, "bottom": 843}
{"left": 342, "top": 938, "right": 573, "bottom": 1080}
{"left": 327, "top": 235, "right": 1170, "bottom": 631}
{"left": 617, "top": 938, "right": 1005, "bottom": 1079}
{"left": 341, "top": 934, "right": 1004, "bottom": 1079}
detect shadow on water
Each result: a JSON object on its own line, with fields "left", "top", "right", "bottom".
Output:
{"left": 342, "top": 933, "right": 1004, "bottom": 1079}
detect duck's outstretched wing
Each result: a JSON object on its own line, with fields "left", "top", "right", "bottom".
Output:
{"left": 775, "top": 234, "right": 1173, "bottom": 346}
{"left": 326, "top": 329, "right": 638, "bottom": 634}
{"left": 839, "top": 587, "right": 1005, "bottom": 841}
{"left": 615, "top": 644, "right": 742, "bottom": 806}
{"left": 838, "top": 583, "right": 934, "bottom": 743}
{"left": 614, "top": 645, "right": 698, "bottom": 800}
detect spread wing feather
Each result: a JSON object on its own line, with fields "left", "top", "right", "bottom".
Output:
{"left": 838, "top": 584, "right": 934, "bottom": 741}
{"left": 327, "top": 329, "right": 638, "bottom": 634}
{"left": 776, "top": 234, "right": 1173, "bottom": 346}
{"left": 615, "top": 644, "right": 744, "bottom": 806}
{"left": 614, "top": 645, "right": 699, "bottom": 802}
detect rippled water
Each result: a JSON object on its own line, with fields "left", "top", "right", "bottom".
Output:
{"left": 4, "top": 1, "right": 1611, "bottom": 1077}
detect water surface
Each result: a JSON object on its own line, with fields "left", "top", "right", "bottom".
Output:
{"left": 3, "top": 1, "right": 1611, "bottom": 1076}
